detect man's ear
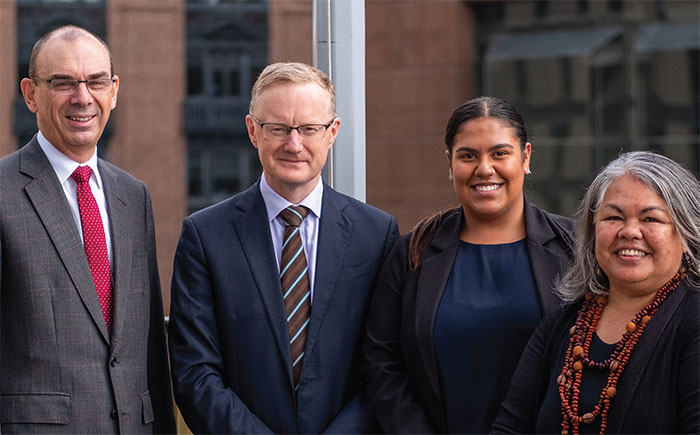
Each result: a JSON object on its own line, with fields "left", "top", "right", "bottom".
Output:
{"left": 245, "top": 115, "right": 259, "bottom": 149}
{"left": 20, "top": 78, "right": 38, "bottom": 113}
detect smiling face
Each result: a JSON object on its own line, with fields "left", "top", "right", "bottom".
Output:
{"left": 20, "top": 34, "right": 118, "bottom": 163}
{"left": 594, "top": 175, "right": 685, "bottom": 297}
{"left": 246, "top": 81, "right": 339, "bottom": 203}
{"left": 447, "top": 116, "right": 531, "bottom": 224}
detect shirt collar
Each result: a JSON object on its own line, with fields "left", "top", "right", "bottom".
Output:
{"left": 259, "top": 173, "right": 323, "bottom": 223}
{"left": 37, "top": 131, "right": 102, "bottom": 189}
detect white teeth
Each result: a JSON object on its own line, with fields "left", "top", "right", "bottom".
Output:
{"left": 618, "top": 249, "right": 646, "bottom": 256}
{"left": 69, "top": 116, "right": 92, "bottom": 122}
{"left": 475, "top": 184, "right": 500, "bottom": 192}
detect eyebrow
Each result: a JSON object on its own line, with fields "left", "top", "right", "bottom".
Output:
{"left": 46, "top": 72, "right": 111, "bottom": 80}
{"left": 453, "top": 143, "right": 514, "bottom": 154}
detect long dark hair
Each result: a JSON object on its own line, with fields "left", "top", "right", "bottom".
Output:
{"left": 408, "top": 97, "right": 528, "bottom": 270}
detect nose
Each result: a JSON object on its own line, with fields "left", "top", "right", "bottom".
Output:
{"left": 70, "top": 82, "right": 94, "bottom": 105}
{"left": 474, "top": 156, "right": 494, "bottom": 177}
{"left": 618, "top": 219, "right": 643, "bottom": 240}
{"left": 283, "top": 129, "right": 304, "bottom": 152}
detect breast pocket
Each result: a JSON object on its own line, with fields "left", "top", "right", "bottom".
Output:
{"left": 129, "top": 251, "right": 149, "bottom": 294}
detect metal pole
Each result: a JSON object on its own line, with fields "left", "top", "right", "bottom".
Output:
{"left": 313, "top": 0, "right": 366, "bottom": 201}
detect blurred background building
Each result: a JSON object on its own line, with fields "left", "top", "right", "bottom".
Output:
{"left": 1, "top": 0, "right": 698, "bottom": 308}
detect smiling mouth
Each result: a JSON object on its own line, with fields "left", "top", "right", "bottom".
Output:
{"left": 474, "top": 184, "right": 502, "bottom": 192}
{"left": 67, "top": 115, "right": 95, "bottom": 122}
{"left": 617, "top": 249, "right": 647, "bottom": 257}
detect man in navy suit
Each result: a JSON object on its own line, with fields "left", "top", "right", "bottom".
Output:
{"left": 168, "top": 62, "right": 399, "bottom": 433}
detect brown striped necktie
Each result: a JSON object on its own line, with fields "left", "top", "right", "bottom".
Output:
{"left": 279, "top": 205, "right": 311, "bottom": 387}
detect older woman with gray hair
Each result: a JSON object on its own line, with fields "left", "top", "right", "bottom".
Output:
{"left": 493, "top": 151, "right": 699, "bottom": 434}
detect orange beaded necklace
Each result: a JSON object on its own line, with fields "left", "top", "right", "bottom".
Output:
{"left": 557, "top": 269, "right": 687, "bottom": 435}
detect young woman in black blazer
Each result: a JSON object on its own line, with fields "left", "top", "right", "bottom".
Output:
{"left": 363, "top": 97, "right": 574, "bottom": 433}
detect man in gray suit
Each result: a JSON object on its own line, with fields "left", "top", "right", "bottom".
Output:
{"left": 0, "top": 25, "right": 175, "bottom": 433}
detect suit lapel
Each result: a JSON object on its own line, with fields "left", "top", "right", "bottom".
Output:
{"left": 414, "top": 209, "right": 462, "bottom": 413}
{"left": 20, "top": 139, "right": 110, "bottom": 343}
{"left": 100, "top": 161, "right": 130, "bottom": 350}
{"left": 234, "top": 183, "right": 294, "bottom": 382}
{"left": 302, "top": 187, "right": 352, "bottom": 367}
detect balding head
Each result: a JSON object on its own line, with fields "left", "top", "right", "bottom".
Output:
{"left": 28, "top": 25, "right": 113, "bottom": 79}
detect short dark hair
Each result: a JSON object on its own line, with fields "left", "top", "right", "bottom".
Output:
{"left": 28, "top": 25, "right": 114, "bottom": 79}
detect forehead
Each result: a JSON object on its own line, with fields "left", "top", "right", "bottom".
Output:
{"left": 457, "top": 117, "right": 517, "bottom": 140}
{"left": 602, "top": 175, "right": 667, "bottom": 208}
{"left": 454, "top": 117, "right": 520, "bottom": 149}
{"left": 255, "top": 82, "right": 332, "bottom": 118}
{"left": 35, "top": 35, "right": 110, "bottom": 77}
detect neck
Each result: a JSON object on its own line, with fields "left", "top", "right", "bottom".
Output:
{"left": 266, "top": 176, "right": 319, "bottom": 205}
{"left": 460, "top": 199, "right": 526, "bottom": 244}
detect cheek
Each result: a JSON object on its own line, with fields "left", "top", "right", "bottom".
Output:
{"left": 654, "top": 230, "right": 684, "bottom": 258}
{"left": 594, "top": 226, "right": 612, "bottom": 254}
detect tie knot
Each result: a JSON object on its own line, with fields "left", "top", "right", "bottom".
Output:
{"left": 71, "top": 166, "right": 93, "bottom": 184}
{"left": 279, "top": 205, "right": 308, "bottom": 227}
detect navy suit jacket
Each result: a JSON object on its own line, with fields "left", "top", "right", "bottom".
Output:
{"left": 168, "top": 180, "right": 399, "bottom": 433}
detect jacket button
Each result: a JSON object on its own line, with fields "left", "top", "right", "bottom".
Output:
{"left": 109, "top": 357, "right": 118, "bottom": 367}
{"left": 110, "top": 409, "right": 118, "bottom": 420}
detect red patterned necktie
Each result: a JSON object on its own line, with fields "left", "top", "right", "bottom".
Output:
{"left": 71, "top": 166, "right": 113, "bottom": 335}
{"left": 279, "top": 205, "right": 311, "bottom": 387}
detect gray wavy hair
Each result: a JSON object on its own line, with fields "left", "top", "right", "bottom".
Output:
{"left": 557, "top": 151, "right": 700, "bottom": 302}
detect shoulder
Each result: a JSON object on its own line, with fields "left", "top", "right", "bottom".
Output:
{"left": 98, "top": 158, "right": 148, "bottom": 194}
{"left": 538, "top": 300, "right": 581, "bottom": 336}
{"left": 0, "top": 138, "right": 38, "bottom": 177}
{"left": 671, "top": 281, "right": 700, "bottom": 330}
{"left": 0, "top": 150, "right": 21, "bottom": 182}
{"left": 524, "top": 198, "right": 575, "bottom": 247}
{"left": 0, "top": 147, "right": 21, "bottom": 169}
{"left": 527, "top": 200, "right": 574, "bottom": 233}
{"left": 187, "top": 183, "right": 259, "bottom": 225}
{"left": 325, "top": 187, "right": 396, "bottom": 225}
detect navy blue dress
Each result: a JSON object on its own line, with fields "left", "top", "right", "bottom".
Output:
{"left": 434, "top": 240, "right": 541, "bottom": 433}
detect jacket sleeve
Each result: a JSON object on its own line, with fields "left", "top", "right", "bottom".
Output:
{"left": 143, "top": 187, "right": 177, "bottom": 434}
{"left": 362, "top": 236, "right": 437, "bottom": 433}
{"left": 323, "top": 217, "right": 399, "bottom": 434}
{"left": 491, "top": 309, "right": 565, "bottom": 434}
{"left": 168, "top": 217, "right": 273, "bottom": 434}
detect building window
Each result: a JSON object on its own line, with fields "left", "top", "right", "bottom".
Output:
{"left": 476, "top": 1, "right": 699, "bottom": 216}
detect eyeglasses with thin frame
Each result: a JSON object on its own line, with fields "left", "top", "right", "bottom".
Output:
{"left": 33, "top": 77, "right": 116, "bottom": 96}
{"left": 249, "top": 114, "right": 335, "bottom": 141}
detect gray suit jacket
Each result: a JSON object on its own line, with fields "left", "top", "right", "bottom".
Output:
{"left": 0, "top": 137, "right": 175, "bottom": 434}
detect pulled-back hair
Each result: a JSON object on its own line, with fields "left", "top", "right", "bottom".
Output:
{"left": 249, "top": 62, "right": 336, "bottom": 119}
{"left": 408, "top": 96, "right": 528, "bottom": 269}
{"left": 557, "top": 151, "right": 700, "bottom": 302}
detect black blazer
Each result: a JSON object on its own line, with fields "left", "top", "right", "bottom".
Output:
{"left": 362, "top": 198, "right": 574, "bottom": 433}
{"left": 492, "top": 280, "right": 699, "bottom": 434}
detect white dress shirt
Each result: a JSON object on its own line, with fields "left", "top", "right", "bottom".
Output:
{"left": 37, "top": 131, "right": 113, "bottom": 265}
{"left": 260, "top": 173, "right": 322, "bottom": 304}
